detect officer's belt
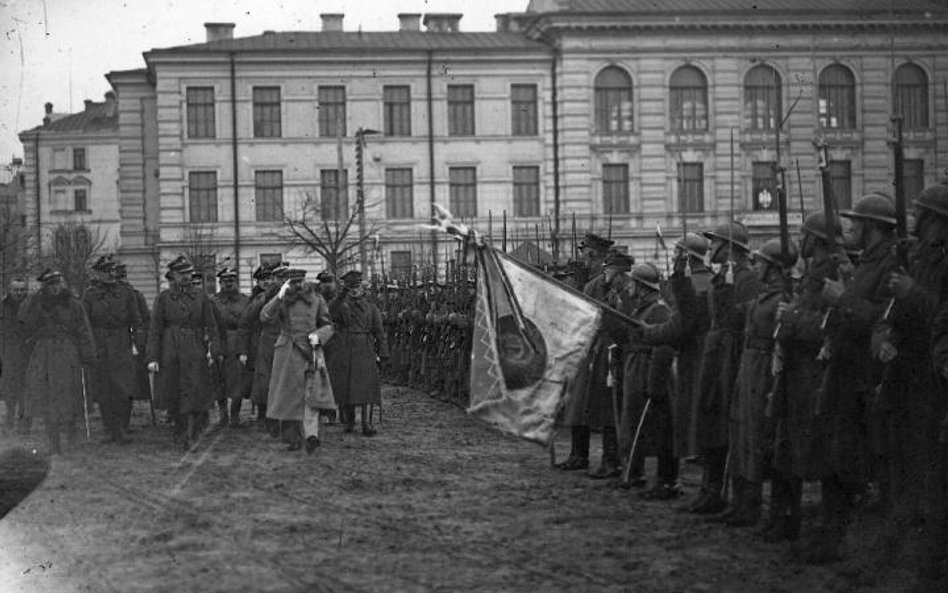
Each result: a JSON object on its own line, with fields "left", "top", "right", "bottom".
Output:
{"left": 744, "top": 335, "right": 774, "bottom": 351}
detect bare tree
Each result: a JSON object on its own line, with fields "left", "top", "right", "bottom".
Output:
{"left": 0, "top": 206, "right": 31, "bottom": 290}
{"left": 180, "top": 224, "right": 223, "bottom": 294}
{"left": 43, "top": 220, "right": 109, "bottom": 298}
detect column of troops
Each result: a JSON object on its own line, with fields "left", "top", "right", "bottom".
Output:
{"left": 0, "top": 257, "right": 390, "bottom": 455}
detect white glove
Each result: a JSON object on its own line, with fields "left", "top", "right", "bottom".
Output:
{"left": 239, "top": 354, "right": 248, "bottom": 365}
{"left": 131, "top": 343, "right": 139, "bottom": 357}
{"left": 147, "top": 361, "right": 159, "bottom": 373}
{"left": 308, "top": 331, "right": 320, "bottom": 347}
{"left": 277, "top": 279, "right": 292, "bottom": 299}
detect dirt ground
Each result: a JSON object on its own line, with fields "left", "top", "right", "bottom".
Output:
{"left": 0, "top": 385, "right": 924, "bottom": 593}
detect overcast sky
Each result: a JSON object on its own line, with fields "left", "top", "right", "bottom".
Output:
{"left": 0, "top": 0, "right": 524, "bottom": 164}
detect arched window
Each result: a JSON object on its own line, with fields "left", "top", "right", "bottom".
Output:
{"left": 670, "top": 65, "right": 708, "bottom": 131}
{"left": 744, "top": 65, "right": 782, "bottom": 131}
{"left": 893, "top": 63, "right": 929, "bottom": 130}
{"left": 594, "top": 66, "right": 633, "bottom": 133}
{"left": 818, "top": 64, "right": 856, "bottom": 130}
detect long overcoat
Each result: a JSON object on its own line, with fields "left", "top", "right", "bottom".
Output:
{"left": 326, "top": 295, "right": 389, "bottom": 407}
{"left": 83, "top": 281, "right": 144, "bottom": 405}
{"left": 0, "top": 294, "right": 31, "bottom": 405}
{"left": 125, "top": 283, "right": 152, "bottom": 401}
{"left": 20, "top": 291, "right": 97, "bottom": 423}
{"left": 213, "top": 289, "right": 252, "bottom": 401}
{"left": 262, "top": 287, "right": 334, "bottom": 420}
{"left": 564, "top": 270, "right": 614, "bottom": 428}
{"left": 145, "top": 286, "right": 219, "bottom": 415}
{"left": 242, "top": 287, "right": 281, "bottom": 407}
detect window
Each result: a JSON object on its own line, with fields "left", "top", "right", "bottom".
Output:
{"left": 318, "top": 86, "right": 346, "bottom": 137}
{"left": 595, "top": 67, "right": 633, "bottom": 134}
{"left": 188, "top": 171, "right": 218, "bottom": 222}
{"left": 254, "top": 170, "right": 283, "bottom": 221}
{"left": 904, "top": 159, "right": 924, "bottom": 204}
{"left": 829, "top": 160, "right": 852, "bottom": 210}
{"left": 745, "top": 65, "right": 782, "bottom": 131}
{"left": 186, "top": 87, "right": 215, "bottom": 138}
{"left": 252, "top": 87, "right": 281, "bottom": 138}
{"left": 670, "top": 66, "right": 708, "bottom": 131}
{"left": 53, "top": 188, "right": 67, "bottom": 210}
{"left": 449, "top": 167, "right": 477, "bottom": 218}
{"left": 448, "top": 85, "right": 475, "bottom": 136}
{"left": 259, "top": 253, "right": 283, "bottom": 269}
{"left": 320, "top": 169, "right": 349, "bottom": 220}
{"left": 383, "top": 86, "right": 411, "bottom": 136}
{"left": 602, "top": 164, "right": 629, "bottom": 214}
{"left": 894, "top": 64, "right": 929, "bottom": 130}
{"left": 385, "top": 168, "right": 413, "bottom": 219}
{"left": 390, "top": 250, "right": 412, "bottom": 280}
{"left": 819, "top": 65, "right": 856, "bottom": 130}
{"left": 752, "top": 161, "right": 777, "bottom": 211}
{"left": 677, "top": 162, "right": 704, "bottom": 213}
{"left": 511, "top": 84, "right": 538, "bottom": 136}
{"left": 72, "top": 148, "right": 87, "bottom": 171}
{"left": 513, "top": 166, "right": 541, "bottom": 217}
{"left": 52, "top": 149, "right": 67, "bottom": 170}
{"left": 74, "top": 188, "right": 88, "bottom": 211}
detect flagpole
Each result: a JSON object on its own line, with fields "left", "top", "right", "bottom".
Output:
{"left": 502, "top": 210, "right": 508, "bottom": 253}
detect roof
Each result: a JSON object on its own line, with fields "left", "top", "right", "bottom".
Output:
{"left": 146, "top": 31, "right": 547, "bottom": 57}
{"left": 528, "top": 0, "right": 948, "bottom": 15}
{"left": 21, "top": 101, "right": 117, "bottom": 136}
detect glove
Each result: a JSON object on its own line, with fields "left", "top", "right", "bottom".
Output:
{"left": 308, "top": 331, "right": 320, "bottom": 347}
{"left": 147, "top": 361, "right": 159, "bottom": 373}
{"left": 277, "top": 279, "right": 292, "bottom": 300}
{"left": 131, "top": 343, "right": 139, "bottom": 357}
{"left": 238, "top": 354, "right": 248, "bottom": 365}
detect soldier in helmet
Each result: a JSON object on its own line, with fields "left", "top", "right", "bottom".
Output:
{"left": 796, "top": 193, "right": 901, "bottom": 564}
{"left": 212, "top": 267, "right": 251, "bottom": 427}
{"left": 877, "top": 181, "right": 948, "bottom": 584}
{"left": 771, "top": 212, "right": 846, "bottom": 543}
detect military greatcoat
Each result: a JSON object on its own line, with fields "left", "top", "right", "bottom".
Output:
{"left": 83, "top": 281, "right": 144, "bottom": 404}
{"left": 0, "top": 294, "right": 31, "bottom": 407}
{"left": 242, "top": 286, "right": 281, "bottom": 407}
{"left": 563, "top": 270, "right": 614, "bottom": 428}
{"left": 326, "top": 294, "right": 389, "bottom": 407}
{"left": 213, "top": 289, "right": 252, "bottom": 401}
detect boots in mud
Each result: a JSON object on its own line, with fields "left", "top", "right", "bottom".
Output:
{"left": 555, "top": 426, "right": 590, "bottom": 471}
{"left": 362, "top": 405, "right": 377, "bottom": 437}
{"left": 217, "top": 399, "right": 229, "bottom": 428}
{"left": 229, "top": 399, "right": 242, "bottom": 428}
{"left": 589, "top": 428, "right": 620, "bottom": 479}
{"left": 760, "top": 475, "right": 801, "bottom": 543}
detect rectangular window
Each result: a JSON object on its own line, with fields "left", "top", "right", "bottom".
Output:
{"left": 252, "top": 87, "right": 281, "bottom": 138}
{"left": 383, "top": 86, "right": 411, "bottom": 136}
{"left": 53, "top": 188, "right": 67, "bottom": 209}
{"left": 188, "top": 171, "right": 218, "bottom": 222}
{"left": 72, "top": 148, "right": 86, "bottom": 171}
{"left": 254, "top": 170, "right": 284, "bottom": 222}
{"left": 513, "top": 166, "right": 541, "bottom": 217}
{"left": 74, "top": 188, "right": 88, "bottom": 211}
{"left": 186, "top": 87, "right": 215, "bottom": 138}
{"left": 318, "top": 86, "right": 346, "bottom": 137}
{"left": 390, "top": 250, "right": 412, "bottom": 280}
{"left": 677, "top": 162, "right": 704, "bottom": 213}
{"left": 602, "top": 164, "right": 630, "bottom": 214}
{"left": 52, "top": 149, "right": 66, "bottom": 170}
{"left": 449, "top": 167, "right": 477, "bottom": 218}
{"left": 511, "top": 84, "right": 538, "bottom": 136}
{"left": 448, "top": 85, "right": 475, "bottom": 136}
{"left": 752, "top": 161, "right": 777, "bottom": 211}
{"left": 320, "top": 169, "right": 349, "bottom": 221}
{"left": 385, "top": 168, "right": 413, "bottom": 219}
{"left": 904, "top": 159, "right": 925, "bottom": 204}
{"left": 259, "top": 253, "right": 283, "bottom": 269}
{"left": 829, "top": 160, "right": 852, "bottom": 211}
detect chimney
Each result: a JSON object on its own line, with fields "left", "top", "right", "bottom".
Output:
{"left": 84, "top": 99, "right": 94, "bottom": 111}
{"left": 204, "top": 22, "right": 235, "bottom": 43}
{"left": 43, "top": 102, "right": 53, "bottom": 125}
{"left": 495, "top": 14, "right": 509, "bottom": 32}
{"left": 104, "top": 91, "right": 117, "bottom": 117}
{"left": 398, "top": 13, "right": 421, "bottom": 32}
{"left": 321, "top": 13, "right": 344, "bottom": 32}
{"left": 423, "top": 13, "right": 463, "bottom": 33}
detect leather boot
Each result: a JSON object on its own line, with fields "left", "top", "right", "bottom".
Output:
{"left": 361, "top": 405, "right": 377, "bottom": 436}
{"left": 590, "top": 428, "right": 620, "bottom": 479}
{"left": 344, "top": 405, "right": 356, "bottom": 433}
{"left": 797, "top": 478, "right": 848, "bottom": 565}
{"left": 229, "top": 399, "right": 242, "bottom": 427}
{"left": 761, "top": 476, "right": 801, "bottom": 542}
{"left": 711, "top": 477, "right": 745, "bottom": 522}
{"left": 726, "top": 480, "right": 761, "bottom": 527}
{"left": 217, "top": 399, "right": 229, "bottom": 427}
{"left": 555, "top": 426, "right": 590, "bottom": 470}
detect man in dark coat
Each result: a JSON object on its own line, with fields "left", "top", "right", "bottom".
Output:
{"left": 146, "top": 256, "right": 220, "bottom": 450}
{"left": 1, "top": 277, "right": 30, "bottom": 434}
{"left": 244, "top": 264, "right": 285, "bottom": 436}
{"left": 20, "top": 269, "right": 97, "bottom": 454}
{"left": 113, "top": 262, "right": 152, "bottom": 427}
{"left": 83, "top": 256, "right": 144, "bottom": 444}
{"left": 326, "top": 270, "right": 389, "bottom": 436}
{"left": 212, "top": 267, "right": 251, "bottom": 427}
{"left": 239, "top": 265, "right": 275, "bottom": 426}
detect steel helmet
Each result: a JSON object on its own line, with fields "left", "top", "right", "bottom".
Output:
{"left": 630, "top": 262, "right": 662, "bottom": 291}
{"left": 801, "top": 212, "right": 843, "bottom": 243}
{"left": 839, "top": 193, "right": 897, "bottom": 226}
{"left": 914, "top": 181, "right": 948, "bottom": 219}
{"left": 675, "top": 232, "right": 710, "bottom": 259}
{"left": 753, "top": 238, "right": 799, "bottom": 270}
{"left": 702, "top": 221, "right": 751, "bottom": 252}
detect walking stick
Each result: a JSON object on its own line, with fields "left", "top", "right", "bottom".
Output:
{"left": 80, "top": 367, "right": 91, "bottom": 441}
{"left": 619, "top": 399, "right": 651, "bottom": 489}
{"left": 148, "top": 369, "right": 157, "bottom": 426}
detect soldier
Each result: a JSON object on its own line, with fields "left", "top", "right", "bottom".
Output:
{"left": 326, "top": 270, "right": 389, "bottom": 436}
{"left": 0, "top": 276, "right": 31, "bottom": 434}
{"left": 798, "top": 193, "right": 901, "bottom": 564}
{"left": 556, "top": 232, "right": 614, "bottom": 472}
{"left": 83, "top": 256, "right": 144, "bottom": 444}
{"left": 316, "top": 271, "right": 338, "bottom": 302}
{"left": 146, "top": 256, "right": 220, "bottom": 450}
{"left": 721, "top": 239, "right": 797, "bottom": 527}
{"left": 239, "top": 265, "right": 275, "bottom": 426}
{"left": 113, "top": 262, "right": 152, "bottom": 427}
{"left": 253, "top": 263, "right": 288, "bottom": 437}
{"left": 619, "top": 263, "right": 678, "bottom": 499}
{"left": 20, "top": 269, "right": 96, "bottom": 454}
{"left": 250, "top": 266, "right": 269, "bottom": 300}
{"left": 771, "top": 212, "right": 845, "bottom": 543}
{"left": 212, "top": 267, "right": 251, "bottom": 428}
{"left": 689, "top": 221, "right": 759, "bottom": 514}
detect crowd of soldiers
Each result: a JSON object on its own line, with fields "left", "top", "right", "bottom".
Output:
{"left": 0, "top": 255, "right": 390, "bottom": 455}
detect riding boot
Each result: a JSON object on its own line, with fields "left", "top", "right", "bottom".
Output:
{"left": 362, "top": 405, "right": 377, "bottom": 436}
{"left": 712, "top": 477, "right": 745, "bottom": 522}
{"left": 217, "top": 399, "right": 229, "bottom": 427}
{"left": 727, "top": 480, "right": 761, "bottom": 527}
{"left": 344, "top": 405, "right": 356, "bottom": 433}
{"left": 555, "top": 425, "right": 590, "bottom": 470}
{"left": 590, "top": 428, "right": 620, "bottom": 479}
{"left": 691, "top": 447, "right": 728, "bottom": 514}
{"left": 799, "top": 477, "right": 849, "bottom": 564}
{"left": 229, "top": 399, "right": 242, "bottom": 427}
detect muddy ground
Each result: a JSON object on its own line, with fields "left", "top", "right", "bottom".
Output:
{"left": 0, "top": 385, "right": 924, "bottom": 592}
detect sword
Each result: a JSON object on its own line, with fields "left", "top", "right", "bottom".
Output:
{"left": 619, "top": 399, "right": 651, "bottom": 489}
{"left": 80, "top": 367, "right": 91, "bottom": 441}
{"left": 147, "top": 369, "right": 157, "bottom": 426}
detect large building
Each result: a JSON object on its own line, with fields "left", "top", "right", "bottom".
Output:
{"left": 19, "top": 1, "right": 948, "bottom": 298}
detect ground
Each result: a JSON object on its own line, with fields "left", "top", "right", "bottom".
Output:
{"left": 0, "top": 386, "right": 924, "bottom": 592}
